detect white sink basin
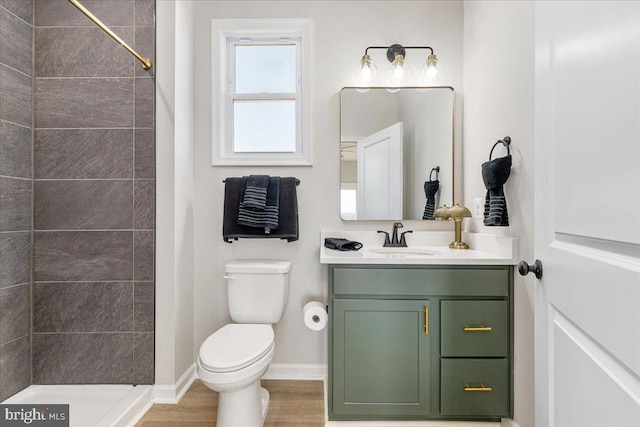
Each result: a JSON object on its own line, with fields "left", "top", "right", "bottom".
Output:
{"left": 368, "top": 248, "right": 439, "bottom": 256}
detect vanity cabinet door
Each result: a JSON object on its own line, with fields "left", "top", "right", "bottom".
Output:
{"left": 331, "top": 299, "right": 432, "bottom": 418}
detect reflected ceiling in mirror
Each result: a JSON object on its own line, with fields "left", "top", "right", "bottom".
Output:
{"left": 340, "top": 87, "right": 454, "bottom": 220}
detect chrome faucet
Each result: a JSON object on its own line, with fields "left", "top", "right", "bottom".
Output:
{"left": 377, "top": 222, "right": 413, "bottom": 247}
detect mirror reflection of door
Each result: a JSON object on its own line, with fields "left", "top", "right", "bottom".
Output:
{"left": 356, "top": 122, "right": 403, "bottom": 220}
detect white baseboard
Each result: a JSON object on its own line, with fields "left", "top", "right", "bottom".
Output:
{"left": 152, "top": 363, "right": 197, "bottom": 404}
{"left": 263, "top": 363, "right": 327, "bottom": 380}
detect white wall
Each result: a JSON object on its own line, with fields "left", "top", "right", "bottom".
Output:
{"left": 462, "top": 2, "right": 535, "bottom": 426}
{"left": 192, "top": 1, "right": 463, "bottom": 371}
{"left": 340, "top": 90, "right": 399, "bottom": 138}
{"left": 155, "top": 0, "right": 196, "bottom": 387}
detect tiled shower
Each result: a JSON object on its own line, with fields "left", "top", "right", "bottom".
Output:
{"left": 0, "top": 0, "right": 155, "bottom": 400}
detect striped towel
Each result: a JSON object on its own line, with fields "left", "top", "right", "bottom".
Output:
{"left": 422, "top": 180, "right": 440, "bottom": 220}
{"left": 483, "top": 188, "right": 509, "bottom": 226}
{"left": 482, "top": 155, "right": 512, "bottom": 226}
{"left": 241, "top": 175, "right": 270, "bottom": 210}
{"left": 238, "top": 177, "right": 280, "bottom": 233}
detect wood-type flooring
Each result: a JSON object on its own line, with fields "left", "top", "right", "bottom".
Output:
{"left": 136, "top": 379, "right": 325, "bottom": 427}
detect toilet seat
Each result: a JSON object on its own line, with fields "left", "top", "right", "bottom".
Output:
{"left": 199, "top": 324, "right": 274, "bottom": 373}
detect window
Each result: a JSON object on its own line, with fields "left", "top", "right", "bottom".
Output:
{"left": 212, "top": 19, "right": 312, "bottom": 165}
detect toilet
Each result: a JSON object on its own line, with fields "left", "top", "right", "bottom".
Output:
{"left": 197, "top": 260, "right": 291, "bottom": 427}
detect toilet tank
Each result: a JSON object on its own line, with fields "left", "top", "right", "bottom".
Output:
{"left": 225, "top": 260, "right": 291, "bottom": 324}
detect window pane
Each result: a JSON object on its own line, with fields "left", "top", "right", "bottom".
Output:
{"left": 235, "top": 44, "right": 296, "bottom": 93}
{"left": 233, "top": 100, "right": 296, "bottom": 152}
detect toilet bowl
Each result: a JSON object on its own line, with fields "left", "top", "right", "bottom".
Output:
{"left": 197, "top": 260, "right": 291, "bottom": 427}
{"left": 198, "top": 324, "right": 275, "bottom": 426}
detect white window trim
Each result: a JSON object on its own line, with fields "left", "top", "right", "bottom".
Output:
{"left": 211, "top": 18, "right": 312, "bottom": 166}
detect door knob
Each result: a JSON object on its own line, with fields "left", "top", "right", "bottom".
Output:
{"left": 518, "top": 259, "right": 543, "bottom": 279}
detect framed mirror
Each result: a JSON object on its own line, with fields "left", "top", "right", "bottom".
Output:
{"left": 340, "top": 87, "right": 454, "bottom": 220}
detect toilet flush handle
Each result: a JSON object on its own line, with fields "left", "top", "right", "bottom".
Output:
{"left": 223, "top": 275, "right": 234, "bottom": 280}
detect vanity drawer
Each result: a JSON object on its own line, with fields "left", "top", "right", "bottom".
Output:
{"left": 332, "top": 267, "right": 509, "bottom": 297}
{"left": 441, "top": 300, "right": 508, "bottom": 357}
{"left": 440, "top": 358, "right": 509, "bottom": 418}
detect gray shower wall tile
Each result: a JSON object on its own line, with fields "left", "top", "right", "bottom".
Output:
{"left": 134, "top": 281, "right": 153, "bottom": 332}
{"left": 0, "top": 232, "right": 30, "bottom": 288}
{"left": 0, "top": 177, "right": 31, "bottom": 232}
{"left": 35, "top": 0, "right": 133, "bottom": 27}
{"left": 135, "top": 78, "right": 154, "bottom": 128}
{"left": 35, "top": 78, "right": 133, "bottom": 129}
{"left": 34, "top": 231, "right": 133, "bottom": 281}
{"left": 36, "top": 27, "right": 134, "bottom": 78}
{"left": 133, "top": 332, "right": 153, "bottom": 384}
{"left": 35, "top": 129, "right": 133, "bottom": 179}
{"left": 135, "top": 0, "right": 154, "bottom": 26}
{"left": 134, "top": 26, "right": 154, "bottom": 78}
{"left": 134, "top": 180, "right": 154, "bottom": 229}
{"left": 0, "top": 335, "right": 30, "bottom": 401}
{"left": 134, "top": 231, "right": 153, "bottom": 281}
{"left": 0, "top": 120, "right": 31, "bottom": 179}
{"left": 0, "top": 0, "right": 32, "bottom": 24}
{"left": 35, "top": 180, "right": 133, "bottom": 230}
{"left": 0, "top": 7, "right": 32, "bottom": 77}
{"left": 134, "top": 129, "right": 154, "bottom": 178}
{"left": 0, "top": 284, "right": 30, "bottom": 345}
{"left": 33, "top": 333, "right": 133, "bottom": 384}
{"left": 0, "top": 64, "right": 32, "bottom": 127}
{"left": 34, "top": 282, "right": 133, "bottom": 333}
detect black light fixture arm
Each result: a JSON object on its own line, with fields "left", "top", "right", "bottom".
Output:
{"left": 365, "top": 45, "right": 434, "bottom": 62}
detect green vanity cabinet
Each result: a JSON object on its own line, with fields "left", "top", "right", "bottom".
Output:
{"left": 328, "top": 265, "right": 514, "bottom": 422}
{"left": 332, "top": 299, "right": 432, "bottom": 418}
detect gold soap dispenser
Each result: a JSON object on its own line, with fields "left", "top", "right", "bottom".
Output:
{"left": 434, "top": 204, "right": 472, "bottom": 249}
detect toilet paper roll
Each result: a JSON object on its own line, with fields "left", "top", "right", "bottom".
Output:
{"left": 303, "top": 301, "right": 327, "bottom": 331}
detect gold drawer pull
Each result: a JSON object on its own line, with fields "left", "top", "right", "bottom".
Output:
{"left": 463, "top": 324, "right": 492, "bottom": 332}
{"left": 424, "top": 306, "right": 429, "bottom": 335}
{"left": 464, "top": 383, "right": 493, "bottom": 392}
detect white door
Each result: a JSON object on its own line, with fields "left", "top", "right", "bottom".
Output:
{"left": 356, "top": 122, "right": 403, "bottom": 220}
{"left": 534, "top": 2, "right": 640, "bottom": 426}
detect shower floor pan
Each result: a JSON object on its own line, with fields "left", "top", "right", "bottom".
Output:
{"left": 3, "top": 384, "right": 153, "bottom": 427}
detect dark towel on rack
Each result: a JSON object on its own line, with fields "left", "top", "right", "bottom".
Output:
{"left": 482, "top": 155, "right": 512, "bottom": 226}
{"left": 223, "top": 177, "right": 299, "bottom": 242}
{"left": 422, "top": 180, "right": 440, "bottom": 220}
{"left": 324, "top": 238, "right": 363, "bottom": 251}
{"left": 242, "top": 175, "right": 270, "bottom": 210}
{"left": 238, "top": 177, "right": 280, "bottom": 233}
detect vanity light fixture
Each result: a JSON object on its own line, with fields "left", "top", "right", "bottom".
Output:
{"left": 357, "top": 44, "right": 438, "bottom": 85}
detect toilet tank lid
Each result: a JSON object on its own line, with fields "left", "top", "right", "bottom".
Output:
{"left": 225, "top": 260, "right": 291, "bottom": 274}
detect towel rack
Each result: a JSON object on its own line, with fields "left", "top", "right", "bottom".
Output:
{"left": 429, "top": 166, "right": 440, "bottom": 181}
{"left": 222, "top": 178, "right": 300, "bottom": 186}
{"left": 489, "top": 136, "right": 511, "bottom": 160}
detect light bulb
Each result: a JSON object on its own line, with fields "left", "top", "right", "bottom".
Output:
{"left": 357, "top": 54, "right": 377, "bottom": 85}
{"left": 421, "top": 53, "right": 438, "bottom": 81}
{"left": 390, "top": 54, "right": 407, "bottom": 84}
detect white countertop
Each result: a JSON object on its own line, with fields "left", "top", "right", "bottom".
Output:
{"left": 320, "top": 231, "right": 517, "bottom": 265}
